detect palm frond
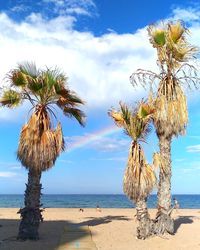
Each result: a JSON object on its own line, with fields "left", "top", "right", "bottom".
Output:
{"left": 57, "top": 90, "right": 85, "bottom": 107}
{"left": 55, "top": 122, "right": 65, "bottom": 153}
{"left": 148, "top": 25, "right": 166, "bottom": 47}
{"left": 153, "top": 152, "right": 168, "bottom": 174}
{"left": 123, "top": 142, "right": 156, "bottom": 202}
{"left": 130, "top": 69, "right": 160, "bottom": 89}
{"left": 108, "top": 109, "right": 124, "bottom": 127}
{"left": 28, "top": 77, "right": 43, "bottom": 93}
{"left": 168, "top": 21, "right": 185, "bottom": 43}
{"left": 109, "top": 102, "right": 153, "bottom": 142}
{"left": 17, "top": 107, "right": 64, "bottom": 171}
{"left": 18, "top": 62, "right": 39, "bottom": 78}
{"left": 59, "top": 105, "right": 86, "bottom": 126}
{"left": 137, "top": 102, "right": 155, "bottom": 119}
{"left": 120, "top": 102, "right": 132, "bottom": 125}
{"left": 7, "top": 70, "right": 28, "bottom": 87}
{"left": 155, "top": 83, "right": 188, "bottom": 136}
{"left": 0, "top": 90, "right": 21, "bottom": 107}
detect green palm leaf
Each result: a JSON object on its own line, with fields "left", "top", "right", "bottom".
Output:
{"left": 61, "top": 106, "right": 86, "bottom": 126}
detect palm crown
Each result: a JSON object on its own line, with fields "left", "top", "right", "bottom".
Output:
{"left": 130, "top": 21, "right": 199, "bottom": 137}
{"left": 109, "top": 102, "right": 156, "bottom": 202}
{"left": 0, "top": 62, "right": 85, "bottom": 171}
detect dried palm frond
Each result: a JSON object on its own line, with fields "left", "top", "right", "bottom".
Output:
{"left": 108, "top": 102, "right": 132, "bottom": 130}
{"left": 153, "top": 152, "right": 168, "bottom": 174}
{"left": 172, "top": 42, "right": 198, "bottom": 62}
{"left": 123, "top": 142, "right": 156, "bottom": 202}
{"left": 130, "top": 69, "right": 160, "bottom": 89}
{"left": 168, "top": 21, "right": 184, "bottom": 43}
{"left": 17, "top": 106, "right": 64, "bottom": 172}
{"left": 108, "top": 110, "right": 125, "bottom": 127}
{"left": 154, "top": 81, "right": 188, "bottom": 137}
{"left": 109, "top": 102, "right": 156, "bottom": 203}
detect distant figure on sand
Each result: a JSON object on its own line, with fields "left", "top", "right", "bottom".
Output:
{"left": 96, "top": 204, "right": 101, "bottom": 212}
{"left": 79, "top": 208, "right": 84, "bottom": 212}
{"left": 173, "top": 197, "right": 180, "bottom": 212}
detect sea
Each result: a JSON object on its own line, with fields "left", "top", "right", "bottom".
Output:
{"left": 0, "top": 194, "right": 200, "bottom": 208}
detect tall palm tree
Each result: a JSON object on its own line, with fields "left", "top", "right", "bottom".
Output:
{"left": 130, "top": 21, "right": 199, "bottom": 235}
{"left": 109, "top": 102, "right": 156, "bottom": 239}
{"left": 0, "top": 62, "right": 85, "bottom": 240}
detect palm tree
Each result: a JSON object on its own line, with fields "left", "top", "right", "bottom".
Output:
{"left": 0, "top": 62, "right": 85, "bottom": 240}
{"left": 109, "top": 102, "right": 156, "bottom": 239}
{"left": 130, "top": 21, "right": 199, "bottom": 235}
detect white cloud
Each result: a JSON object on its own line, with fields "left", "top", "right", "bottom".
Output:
{"left": 11, "top": 5, "right": 29, "bottom": 13}
{"left": 0, "top": 6, "right": 200, "bottom": 121}
{"left": 42, "top": 0, "right": 97, "bottom": 17}
{"left": 25, "top": 12, "right": 76, "bottom": 30}
{"left": 0, "top": 12, "right": 156, "bottom": 121}
{"left": 66, "top": 7, "right": 92, "bottom": 16}
{"left": 0, "top": 171, "right": 18, "bottom": 178}
{"left": 91, "top": 137, "right": 130, "bottom": 152}
{"left": 171, "top": 7, "right": 200, "bottom": 23}
{"left": 187, "top": 144, "right": 200, "bottom": 152}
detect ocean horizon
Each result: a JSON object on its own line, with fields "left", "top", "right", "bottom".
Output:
{"left": 0, "top": 194, "right": 200, "bottom": 208}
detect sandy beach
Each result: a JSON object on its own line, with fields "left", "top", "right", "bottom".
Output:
{"left": 0, "top": 208, "right": 200, "bottom": 250}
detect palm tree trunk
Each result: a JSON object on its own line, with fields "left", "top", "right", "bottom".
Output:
{"left": 136, "top": 199, "right": 154, "bottom": 239}
{"left": 154, "top": 135, "right": 174, "bottom": 235}
{"left": 17, "top": 169, "right": 43, "bottom": 240}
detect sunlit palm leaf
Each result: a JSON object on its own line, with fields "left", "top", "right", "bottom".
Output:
{"left": 0, "top": 90, "right": 21, "bottom": 107}
{"left": 108, "top": 110, "right": 124, "bottom": 127}
{"left": 137, "top": 102, "right": 155, "bottom": 119}
{"left": 168, "top": 21, "right": 185, "bottom": 43}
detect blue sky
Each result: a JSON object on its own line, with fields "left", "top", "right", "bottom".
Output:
{"left": 0, "top": 0, "right": 200, "bottom": 194}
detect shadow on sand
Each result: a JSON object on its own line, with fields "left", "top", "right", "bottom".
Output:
{"left": 174, "top": 216, "right": 194, "bottom": 233}
{"left": 0, "top": 215, "right": 130, "bottom": 249}
{"left": 0, "top": 219, "right": 89, "bottom": 250}
{"left": 78, "top": 215, "right": 131, "bottom": 226}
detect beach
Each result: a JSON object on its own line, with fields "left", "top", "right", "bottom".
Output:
{"left": 1, "top": 208, "right": 200, "bottom": 250}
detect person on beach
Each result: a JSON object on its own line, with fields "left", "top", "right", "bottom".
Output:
{"left": 173, "top": 197, "right": 180, "bottom": 212}
{"left": 96, "top": 204, "right": 101, "bottom": 212}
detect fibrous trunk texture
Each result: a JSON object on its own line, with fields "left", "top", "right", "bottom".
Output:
{"left": 154, "top": 135, "right": 174, "bottom": 235}
{"left": 136, "top": 199, "right": 154, "bottom": 239}
{"left": 17, "top": 169, "right": 43, "bottom": 240}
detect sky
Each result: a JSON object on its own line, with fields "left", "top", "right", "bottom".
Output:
{"left": 0, "top": 0, "right": 200, "bottom": 194}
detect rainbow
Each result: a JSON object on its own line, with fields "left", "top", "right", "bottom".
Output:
{"left": 67, "top": 125, "right": 121, "bottom": 152}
